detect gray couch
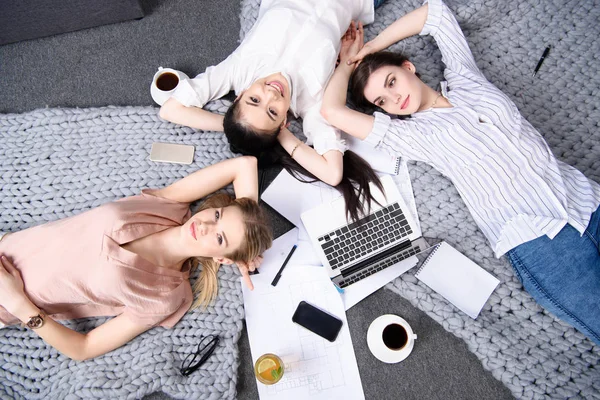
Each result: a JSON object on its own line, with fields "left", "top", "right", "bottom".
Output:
{"left": 0, "top": 0, "right": 144, "bottom": 45}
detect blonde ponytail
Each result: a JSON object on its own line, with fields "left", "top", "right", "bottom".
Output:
{"left": 191, "top": 258, "right": 221, "bottom": 309}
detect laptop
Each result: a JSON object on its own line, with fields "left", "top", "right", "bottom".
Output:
{"left": 301, "top": 175, "right": 429, "bottom": 289}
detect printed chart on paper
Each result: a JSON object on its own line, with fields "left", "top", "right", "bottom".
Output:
{"left": 243, "top": 264, "right": 365, "bottom": 400}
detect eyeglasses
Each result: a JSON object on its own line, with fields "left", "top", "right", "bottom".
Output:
{"left": 180, "top": 335, "right": 220, "bottom": 376}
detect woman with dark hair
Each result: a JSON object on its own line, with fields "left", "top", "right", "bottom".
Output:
{"left": 320, "top": 0, "right": 600, "bottom": 345}
{"left": 159, "top": 0, "right": 386, "bottom": 221}
{"left": 0, "top": 157, "right": 273, "bottom": 359}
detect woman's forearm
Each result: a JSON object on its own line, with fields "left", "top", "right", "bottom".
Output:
{"left": 369, "top": 4, "right": 429, "bottom": 51}
{"left": 13, "top": 301, "right": 91, "bottom": 361}
{"left": 156, "top": 156, "right": 259, "bottom": 203}
{"left": 321, "top": 63, "right": 375, "bottom": 141}
{"left": 232, "top": 156, "right": 259, "bottom": 201}
{"left": 278, "top": 128, "right": 344, "bottom": 186}
{"left": 159, "top": 98, "right": 224, "bottom": 132}
{"left": 321, "top": 62, "right": 354, "bottom": 127}
{"left": 13, "top": 300, "right": 148, "bottom": 361}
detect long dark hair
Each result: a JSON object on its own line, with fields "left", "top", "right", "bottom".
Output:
{"left": 350, "top": 51, "right": 412, "bottom": 109}
{"left": 223, "top": 100, "right": 280, "bottom": 154}
{"left": 223, "top": 100, "right": 383, "bottom": 222}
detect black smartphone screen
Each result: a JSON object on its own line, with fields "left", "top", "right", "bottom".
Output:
{"left": 292, "top": 301, "right": 343, "bottom": 342}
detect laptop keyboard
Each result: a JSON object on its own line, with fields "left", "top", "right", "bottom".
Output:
{"left": 317, "top": 202, "right": 412, "bottom": 270}
{"left": 333, "top": 245, "right": 421, "bottom": 288}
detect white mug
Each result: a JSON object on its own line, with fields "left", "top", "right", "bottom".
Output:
{"left": 367, "top": 314, "right": 417, "bottom": 363}
{"left": 150, "top": 67, "right": 190, "bottom": 106}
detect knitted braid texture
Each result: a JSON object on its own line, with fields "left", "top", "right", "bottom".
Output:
{"left": 0, "top": 102, "right": 247, "bottom": 399}
{"left": 1, "top": 0, "right": 599, "bottom": 398}
{"left": 250, "top": 0, "right": 598, "bottom": 398}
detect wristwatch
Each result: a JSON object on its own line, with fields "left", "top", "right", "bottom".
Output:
{"left": 23, "top": 312, "right": 45, "bottom": 329}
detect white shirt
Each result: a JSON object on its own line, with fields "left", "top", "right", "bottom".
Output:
{"left": 365, "top": 0, "right": 600, "bottom": 257}
{"left": 171, "top": 0, "right": 374, "bottom": 155}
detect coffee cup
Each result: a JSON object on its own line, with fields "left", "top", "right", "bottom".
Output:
{"left": 367, "top": 314, "right": 417, "bottom": 363}
{"left": 150, "top": 67, "right": 190, "bottom": 106}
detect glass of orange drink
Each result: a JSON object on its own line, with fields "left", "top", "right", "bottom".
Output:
{"left": 254, "top": 353, "right": 284, "bottom": 385}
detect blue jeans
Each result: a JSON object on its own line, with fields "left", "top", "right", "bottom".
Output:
{"left": 374, "top": 0, "right": 386, "bottom": 9}
{"left": 506, "top": 206, "right": 600, "bottom": 345}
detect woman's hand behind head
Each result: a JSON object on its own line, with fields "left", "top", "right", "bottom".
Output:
{"left": 347, "top": 40, "right": 377, "bottom": 66}
{"left": 236, "top": 254, "right": 264, "bottom": 291}
{"left": 340, "top": 21, "right": 365, "bottom": 66}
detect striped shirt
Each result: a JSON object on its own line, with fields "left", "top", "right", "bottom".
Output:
{"left": 364, "top": 0, "right": 600, "bottom": 257}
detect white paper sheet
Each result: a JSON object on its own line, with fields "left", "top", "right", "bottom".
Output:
{"left": 262, "top": 171, "right": 339, "bottom": 241}
{"left": 262, "top": 162, "right": 419, "bottom": 236}
{"left": 243, "top": 260, "right": 365, "bottom": 399}
{"left": 294, "top": 238, "right": 323, "bottom": 266}
{"left": 261, "top": 164, "right": 422, "bottom": 311}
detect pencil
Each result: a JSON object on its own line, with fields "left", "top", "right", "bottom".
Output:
{"left": 271, "top": 245, "right": 297, "bottom": 286}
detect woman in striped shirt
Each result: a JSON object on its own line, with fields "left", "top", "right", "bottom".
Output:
{"left": 321, "top": 0, "right": 600, "bottom": 344}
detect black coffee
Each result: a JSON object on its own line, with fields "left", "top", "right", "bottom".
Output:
{"left": 156, "top": 72, "right": 179, "bottom": 91}
{"left": 382, "top": 323, "right": 408, "bottom": 350}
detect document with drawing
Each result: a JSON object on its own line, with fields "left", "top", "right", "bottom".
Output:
{"left": 242, "top": 230, "right": 365, "bottom": 400}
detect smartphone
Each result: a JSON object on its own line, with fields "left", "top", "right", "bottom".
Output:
{"left": 149, "top": 142, "right": 195, "bottom": 165}
{"left": 292, "top": 301, "right": 343, "bottom": 342}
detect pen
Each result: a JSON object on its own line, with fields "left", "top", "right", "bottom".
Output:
{"left": 532, "top": 45, "right": 551, "bottom": 78}
{"left": 271, "top": 245, "right": 297, "bottom": 286}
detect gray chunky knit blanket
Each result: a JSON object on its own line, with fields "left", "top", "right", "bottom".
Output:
{"left": 1, "top": 0, "right": 599, "bottom": 398}
{"left": 249, "top": 0, "right": 600, "bottom": 398}
{"left": 0, "top": 103, "right": 246, "bottom": 399}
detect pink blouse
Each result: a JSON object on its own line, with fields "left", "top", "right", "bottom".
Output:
{"left": 0, "top": 190, "right": 193, "bottom": 328}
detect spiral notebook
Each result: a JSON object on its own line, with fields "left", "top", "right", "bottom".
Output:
{"left": 415, "top": 242, "right": 499, "bottom": 319}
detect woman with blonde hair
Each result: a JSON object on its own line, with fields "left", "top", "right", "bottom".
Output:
{"left": 0, "top": 156, "right": 272, "bottom": 360}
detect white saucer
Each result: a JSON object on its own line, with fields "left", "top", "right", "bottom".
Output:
{"left": 367, "top": 314, "right": 417, "bottom": 364}
{"left": 150, "top": 68, "right": 190, "bottom": 106}
{"left": 150, "top": 84, "right": 173, "bottom": 106}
